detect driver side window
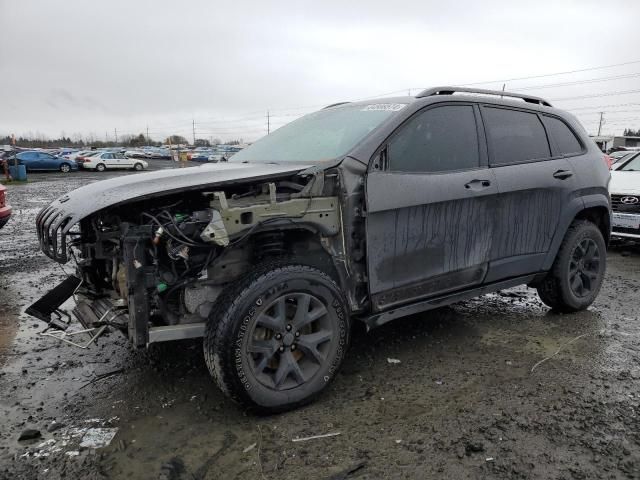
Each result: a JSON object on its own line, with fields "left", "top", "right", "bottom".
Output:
{"left": 388, "top": 105, "right": 480, "bottom": 173}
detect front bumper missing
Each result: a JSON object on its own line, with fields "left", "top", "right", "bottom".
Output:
{"left": 26, "top": 275, "right": 206, "bottom": 347}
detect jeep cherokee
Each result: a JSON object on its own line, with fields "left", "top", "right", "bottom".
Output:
{"left": 30, "top": 87, "right": 611, "bottom": 412}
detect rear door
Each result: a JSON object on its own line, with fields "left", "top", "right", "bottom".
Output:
{"left": 481, "top": 106, "right": 578, "bottom": 282}
{"left": 17, "top": 152, "right": 37, "bottom": 170}
{"left": 115, "top": 153, "right": 131, "bottom": 167}
{"left": 366, "top": 103, "right": 498, "bottom": 311}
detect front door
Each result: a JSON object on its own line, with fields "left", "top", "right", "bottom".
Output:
{"left": 365, "top": 103, "right": 497, "bottom": 311}
{"left": 102, "top": 153, "right": 115, "bottom": 168}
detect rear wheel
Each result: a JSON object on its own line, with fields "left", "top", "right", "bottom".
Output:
{"left": 537, "top": 220, "right": 606, "bottom": 312}
{"left": 204, "top": 264, "right": 350, "bottom": 413}
{"left": 59, "top": 163, "right": 71, "bottom": 173}
{"left": 95, "top": 163, "right": 106, "bottom": 172}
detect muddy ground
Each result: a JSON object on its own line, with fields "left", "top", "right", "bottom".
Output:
{"left": 0, "top": 164, "right": 639, "bottom": 480}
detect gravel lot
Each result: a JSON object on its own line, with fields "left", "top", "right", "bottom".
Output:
{"left": 1, "top": 164, "right": 639, "bottom": 479}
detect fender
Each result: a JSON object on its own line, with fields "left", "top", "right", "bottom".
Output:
{"left": 541, "top": 190, "right": 610, "bottom": 271}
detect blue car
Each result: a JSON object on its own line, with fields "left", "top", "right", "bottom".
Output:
{"left": 10, "top": 151, "right": 79, "bottom": 173}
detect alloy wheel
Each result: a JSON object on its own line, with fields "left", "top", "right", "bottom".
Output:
{"left": 248, "top": 293, "right": 333, "bottom": 391}
{"left": 568, "top": 238, "right": 600, "bottom": 298}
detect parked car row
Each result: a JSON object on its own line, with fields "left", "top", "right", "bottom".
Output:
{"left": 4, "top": 150, "right": 148, "bottom": 173}
{"left": 124, "top": 148, "right": 171, "bottom": 159}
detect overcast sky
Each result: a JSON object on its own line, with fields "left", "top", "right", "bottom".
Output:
{"left": 2, "top": 0, "right": 640, "bottom": 142}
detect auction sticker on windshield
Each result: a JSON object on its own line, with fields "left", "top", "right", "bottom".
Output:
{"left": 361, "top": 104, "right": 406, "bottom": 112}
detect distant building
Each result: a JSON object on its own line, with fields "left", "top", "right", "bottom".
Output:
{"left": 590, "top": 135, "right": 640, "bottom": 152}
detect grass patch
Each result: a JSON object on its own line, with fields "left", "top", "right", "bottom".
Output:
{"left": 0, "top": 179, "right": 29, "bottom": 185}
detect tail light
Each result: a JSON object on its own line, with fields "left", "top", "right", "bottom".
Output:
{"left": 604, "top": 154, "right": 613, "bottom": 169}
{"left": 76, "top": 156, "right": 87, "bottom": 163}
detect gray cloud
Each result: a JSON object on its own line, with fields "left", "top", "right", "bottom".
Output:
{"left": 1, "top": 0, "right": 639, "bottom": 141}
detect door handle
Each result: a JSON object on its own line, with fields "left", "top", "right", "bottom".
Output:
{"left": 553, "top": 169, "right": 573, "bottom": 180}
{"left": 464, "top": 179, "right": 491, "bottom": 190}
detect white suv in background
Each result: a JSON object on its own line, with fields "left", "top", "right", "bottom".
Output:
{"left": 80, "top": 152, "right": 148, "bottom": 172}
{"left": 610, "top": 152, "right": 640, "bottom": 240}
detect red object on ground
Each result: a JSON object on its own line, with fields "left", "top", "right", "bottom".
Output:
{"left": 0, "top": 183, "right": 12, "bottom": 229}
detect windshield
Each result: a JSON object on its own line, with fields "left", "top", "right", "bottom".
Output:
{"left": 619, "top": 154, "right": 640, "bottom": 171}
{"left": 230, "top": 103, "right": 407, "bottom": 163}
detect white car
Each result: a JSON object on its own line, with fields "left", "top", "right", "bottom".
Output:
{"left": 65, "top": 150, "right": 95, "bottom": 161}
{"left": 610, "top": 152, "right": 640, "bottom": 240}
{"left": 81, "top": 152, "right": 149, "bottom": 172}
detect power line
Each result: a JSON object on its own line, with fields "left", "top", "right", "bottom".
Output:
{"left": 512, "top": 72, "right": 640, "bottom": 92}
{"left": 551, "top": 89, "right": 640, "bottom": 102}
{"left": 460, "top": 59, "right": 640, "bottom": 87}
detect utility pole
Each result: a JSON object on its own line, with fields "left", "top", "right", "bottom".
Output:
{"left": 114, "top": 128, "right": 118, "bottom": 144}
{"left": 146, "top": 125, "right": 150, "bottom": 144}
{"left": 267, "top": 110, "right": 270, "bottom": 135}
{"left": 192, "top": 119, "right": 196, "bottom": 146}
{"left": 597, "top": 112, "right": 604, "bottom": 136}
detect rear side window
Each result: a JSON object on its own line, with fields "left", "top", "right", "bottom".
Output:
{"left": 542, "top": 116, "right": 583, "bottom": 156}
{"left": 483, "top": 107, "right": 550, "bottom": 166}
{"left": 388, "top": 105, "right": 480, "bottom": 173}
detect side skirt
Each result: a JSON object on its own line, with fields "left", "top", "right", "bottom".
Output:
{"left": 361, "top": 273, "right": 540, "bottom": 329}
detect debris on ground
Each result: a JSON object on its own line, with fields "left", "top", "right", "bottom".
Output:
{"left": 386, "top": 358, "right": 401, "bottom": 364}
{"left": 292, "top": 432, "right": 341, "bottom": 442}
{"left": 18, "top": 429, "right": 41, "bottom": 441}
{"left": 242, "top": 443, "right": 257, "bottom": 453}
{"left": 465, "top": 442, "right": 485, "bottom": 454}
{"left": 79, "top": 428, "right": 118, "bottom": 449}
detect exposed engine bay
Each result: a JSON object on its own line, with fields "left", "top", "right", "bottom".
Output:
{"left": 53, "top": 171, "right": 348, "bottom": 347}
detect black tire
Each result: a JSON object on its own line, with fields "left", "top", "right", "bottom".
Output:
{"left": 134, "top": 162, "right": 143, "bottom": 171}
{"left": 537, "top": 220, "right": 606, "bottom": 312}
{"left": 96, "top": 163, "right": 106, "bottom": 172}
{"left": 59, "top": 163, "right": 71, "bottom": 173}
{"left": 204, "top": 264, "right": 350, "bottom": 413}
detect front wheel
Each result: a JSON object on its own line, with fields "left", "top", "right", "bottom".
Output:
{"left": 537, "top": 220, "right": 606, "bottom": 312}
{"left": 204, "top": 264, "right": 350, "bottom": 413}
{"left": 59, "top": 163, "right": 71, "bottom": 173}
{"left": 134, "top": 162, "right": 143, "bottom": 171}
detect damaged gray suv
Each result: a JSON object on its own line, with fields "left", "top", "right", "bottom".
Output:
{"left": 30, "top": 87, "right": 611, "bottom": 412}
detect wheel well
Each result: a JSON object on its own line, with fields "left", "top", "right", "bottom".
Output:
{"left": 247, "top": 228, "right": 340, "bottom": 282}
{"left": 575, "top": 206, "right": 610, "bottom": 246}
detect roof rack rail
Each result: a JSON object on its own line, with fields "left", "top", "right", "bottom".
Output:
{"left": 323, "top": 101, "right": 351, "bottom": 109}
{"left": 415, "top": 86, "right": 552, "bottom": 107}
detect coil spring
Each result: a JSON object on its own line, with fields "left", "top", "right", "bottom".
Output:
{"left": 254, "top": 231, "right": 286, "bottom": 260}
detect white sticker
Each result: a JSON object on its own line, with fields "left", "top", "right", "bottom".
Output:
{"left": 361, "top": 103, "right": 406, "bottom": 112}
